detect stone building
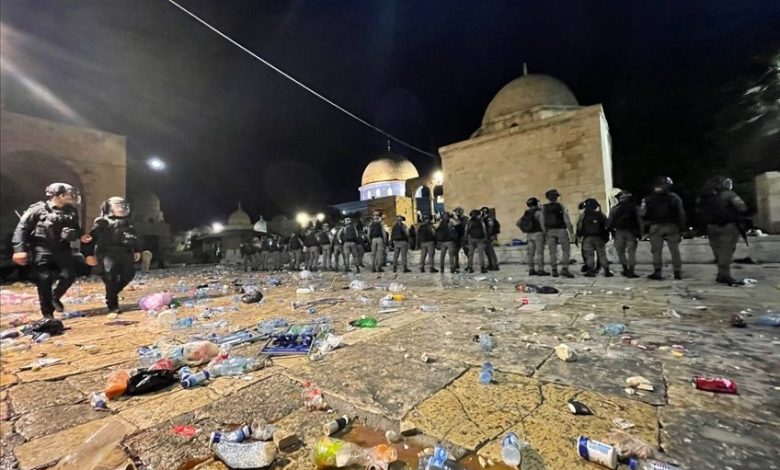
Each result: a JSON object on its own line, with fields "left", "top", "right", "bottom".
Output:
{"left": 755, "top": 171, "right": 780, "bottom": 234}
{"left": 126, "top": 188, "right": 172, "bottom": 265}
{"left": 193, "top": 204, "right": 257, "bottom": 263}
{"left": 439, "top": 71, "right": 613, "bottom": 244}
{"left": 0, "top": 111, "right": 126, "bottom": 257}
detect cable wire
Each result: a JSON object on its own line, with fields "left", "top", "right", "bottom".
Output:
{"left": 165, "top": 0, "right": 438, "bottom": 159}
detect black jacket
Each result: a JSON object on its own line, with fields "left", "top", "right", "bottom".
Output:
{"left": 13, "top": 201, "right": 81, "bottom": 254}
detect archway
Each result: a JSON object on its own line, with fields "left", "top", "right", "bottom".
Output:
{"left": 0, "top": 151, "right": 86, "bottom": 242}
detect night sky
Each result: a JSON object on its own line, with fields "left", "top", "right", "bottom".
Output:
{"left": 2, "top": 0, "right": 778, "bottom": 229}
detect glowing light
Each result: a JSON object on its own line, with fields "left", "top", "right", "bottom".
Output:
{"left": 147, "top": 157, "right": 166, "bottom": 171}
{"left": 211, "top": 222, "right": 224, "bottom": 233}
{"left": 316, "top": 213, "right": 325, "bottom": 222}
{"left": 433, "top": 170, "right": 443, "bottom": 185}
{"left": 296, "top": 212, "right": 309, "bottom": 227}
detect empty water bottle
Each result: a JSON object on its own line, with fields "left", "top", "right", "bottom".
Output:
{"left": 61, "top": 311, "right": 86, "bottom": 319}
{"left": 601, "top": 323, "right": 626, "bottom": 336}
{"left": 180, "top": 367, "right": 211, "bottom": 388}
{"left": 209, "top": 357, "right": 262, "bottom": 377}
{"left": 757, "top": 313, "right": 780, "bottom": 327}
{"left": 418, "top": 444, "right": 461, "bottom": 470}
{"left": 628, "top": 458, "right": 681, "bottom": 470}
{"left": 90, "top": 391, "right": 108, "bottom": 409}
{"left": 171, "top": 317, "right": 195, "bottom": 330}
{"left": 379, "top": 297, "right": 401, "bottom": 308}
{"left": 479, "top": 362, "right": 494, "bottom": 385}
{"left": 478, "top": 333, "right": 493, "bottom": 352}
{"left": 501, "top": 432, "right": 523, "bottom": 467}
{"left": 419, "top": 305, "right": 439, "bottom": 313}
{"left": 34, "top": 332, "right": 51, "bottom": 343}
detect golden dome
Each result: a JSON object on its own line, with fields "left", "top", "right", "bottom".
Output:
{"left": 483, "top": 74, "right": 578, "bottom": 124}
{"left": 227, "top": 203, "right": 251, "bottom": 227}
{"left": 361, "top": 152, "right": 419, "bottom": 186}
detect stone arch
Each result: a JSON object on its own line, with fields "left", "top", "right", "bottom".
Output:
{"left": 0, "top": 151, "right": 86, "bottom": 238}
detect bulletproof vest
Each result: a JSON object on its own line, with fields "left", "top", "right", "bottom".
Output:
{"left": 435, "top": 221, "right": 457, "bottom": 242}
{"left": 611, "top": 202, "right": 640, "bottom": 231}
{"left": 417, "top": 223, "right": 435, "bottom": 242}
{"left": 391, "top": 223, "right": 408, "bottom": 241}
{"left": 698, "top": 190, "right": 741, "bottom": 226}
{"left": 580, "top": 210, "right": 607, "bottom": 237}
{"left": 543, "top": 203, "right": 566, "bottom": 229}
{"left": 316, "top": 230, "right": 330, "bottom": 245}
{"left": 342, "top": 225, "right": 359, "bottom": 242}
{"left": 368, "top": 221, "right": 384, "bottom": 239}
{"left": 643, "top": 192, "right": 678, "bottom": 224}
{"left": 519, "top": 209, "right": 542, "bottom": 233}
{"left": 288, "top": 235, "right": 302, "bottom": 250}
{"left": 260, "top": 240, "right": 272, "bottom": 251}
{"left": 454, "top": 216, "right": 467, "bottom": 236}
{"left": 99, "top": 217, "right": 137, "bottom": 250}
{"left": 304, "top": 233, "right": 318, "bottom": 247}
{"left": 28, "top": 203, "right": 79, "bottom": 250}
{"left": 268, "top": 240, "right": 279, "bottom": 251}
{"left": 467, "top": 217, "right": 485, "bottom": 239}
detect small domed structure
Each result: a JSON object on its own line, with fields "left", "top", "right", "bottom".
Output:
{"left": 482, "top": 74, "right": 578, "bottom": 125}
{"left": 359, "top": 151, "right": 419, "bottom": 201}
{"left": 226, "top": 203, "right": 252, "bottom": 228}
{"left": 361, "top": 152, "right": 419, "bottom": 186}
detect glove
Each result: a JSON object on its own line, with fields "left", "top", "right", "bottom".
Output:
{"left": 12, "top": 252, "right": 28, "bottom": 266}
{"left": 85, "top": 255, "right": 98, "bottom": 267}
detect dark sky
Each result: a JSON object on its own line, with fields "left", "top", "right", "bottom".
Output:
{"left": 2, "top": 0, "right": 778, "bottom": 228}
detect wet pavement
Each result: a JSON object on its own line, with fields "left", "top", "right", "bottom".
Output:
{"left": 1, "top": 262, "right": 778, "bottom": 469}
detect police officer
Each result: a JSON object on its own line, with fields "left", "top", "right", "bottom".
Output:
{"left": 641, "top": 176, "right": 686, "bottom": 280}
{"left": 607, "top": 191, "right": 642, "bottom": 278}
{"left": 318, "top": 224, "right": 333, "bottom": 271}
{"left": 258, "top": 236, "right": 271, "bottom": 271}
{"left": 367, "top": 212, "right": 387, "bottom": 272}
{"left": 332, "top": 221, "right": 346, "bottom": 272}
{"left": 12, "top": 183, "right": 83, "bottom": 319}
{"left": 266, "top": 235, "right": 280, "bottom": 271}
{"left": 436, "top": 212, "right": 459, "bottom": 273}
{"left": 576, "top": 198, "right": 614, "bottom": 278}
{"left": 417, "top": 214, "right": 437, "bottom": 273}
{"left": 481, "top": 207, "right": 501, "bottom": 271}
{"left": 516, "top": 197, "right": 549, "bottom": 276}
{"left": 340, "top": 217, "right": 361, "bottom": 273}
{"left": 356, "top": 219, "right": 367, "bottom": 268}
{"left": 84, "top": 197, "right": 141, "bottom": 313}
{"left": 464, "top": 209, "right": 488, "bottom": 273}
{"left": 542, "top": 189, "right": 575, "bottom": 278}
{"left": 698, "top": 176, "right": 748, "bottom": 285}
{"left": 390, "top": 215, "right": 412, "bottom": 273}
{"left": 303, "top": 227, "right": 320, "bottom": 271}
{"left": 288, "top": 230, "right": 304, "bottom": 271}
{"left": 452, "top": 207, "right": 468, "bottom": 270}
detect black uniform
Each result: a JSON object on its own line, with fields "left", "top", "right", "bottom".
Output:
{"left": 87, "top": 216, "right": 140, "bottom": 310}
{"left": 12, "top": 202, "right": 82, "bottom": 318}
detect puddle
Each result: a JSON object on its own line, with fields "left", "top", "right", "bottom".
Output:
{"left": 338, "top": 425, "right": 422, "bottom": 468}
{"left": 459, "top": 454, "right": 515, "bottom": 470}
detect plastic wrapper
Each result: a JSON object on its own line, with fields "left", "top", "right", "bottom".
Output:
{"left": 139, "top": 292, "right": 173, "bottom": 311}
{"left": 604, "top": 430, "right": 656, "bottom": 460}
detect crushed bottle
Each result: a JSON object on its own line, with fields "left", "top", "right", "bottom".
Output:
{"left": 501, "top": 432, "right": 525, "bottom": 467}
{"left": 479, "top": 362, "right": 494, "bottom": 385}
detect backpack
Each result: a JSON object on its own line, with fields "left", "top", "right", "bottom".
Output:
{"left": 543, "top": 203, "right": 566, "bottom": 229}
{"left": 580, "top": 210, "right": 607, "bottom": 237}
{"left": 492, "top": 219, "right": 501, "bottom": 235}
{"left": 697, "top": 190, "right": 739, "bottom": 227}
{"left": 517, "top": 210, "right": 541, "bottom": 233}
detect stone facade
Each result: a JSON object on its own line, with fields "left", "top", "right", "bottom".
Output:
{"left": 367, "top": 196, "right": 416, "bottom": 228}
{"left": 440, "top": 104, "right": 613, "bottom": 244}
{"left": 0, "top": 111, "right": 126, "bottom": 239}
{"left": 755, "top": 171, "right": 780, "bottom": 234}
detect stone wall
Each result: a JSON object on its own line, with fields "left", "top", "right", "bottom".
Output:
{"left": 0, "top": 111, "right": 126, "bottom": 231}
{"left": 440, "top": 105, "right": 612, "bottom": 244}
{"left": 367, "top": 196, "right": 416, "bottom": 228}
{"left": 755, "top": 171, "right": 780, "bottom": 234}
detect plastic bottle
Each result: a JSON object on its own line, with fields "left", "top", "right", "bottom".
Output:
{"left": 602, "top": 323, "right": 626, "bottom": 336}
{"left": 628, "top": 458, "right": 681, "bottom": 470}
{"left": 350, "top": 317, "right": 378, "bottom": 328}
{"left": 478, "top": 333, "right": 493, "bottom": 352}
{"left": 171, "top": 316, "right": 195, "bottom": 330}
{"left": 208, "top": 357, "right": 263, "bottom": 377}
{"left": 479, "top": 362, "right": 494, "bottom": 385}
{"left": 34, "top": 332, "right": 51, "bottom": 343}
{"left": 137, "top": 346, "right": 161, "bottom": 367}
{"left": 501, "top": 432, "right": 523, "bottom": 467}
{"left": 302, "top": 381, "right": 328, "bottom": 410}
{"left": 155, "top": 309, "right": 177, "bottom": 328}
{"left": 90, "top": 391, "right": 108, "bottom": 409}
{"left": 419, "top": 305, "right": 439, "bottom": 313}
{"left": 54, "top": 421, "right": 132, "bottom": 470}
{"left": 418, "top": 444, "right": 462, "bottom": 470}
{"left": 311, "top": 437, "right": 396, "bottom": 469}
{"left": 757, "top": 313, "right": 780, "bottom": 327}
{"left": 61, "top": 311, "right": 86, "bottom": 319}
{"left": 209, "top": 425, "right": 252, "bottom": 448}
{"left": 379, "top": 297, "right": 401, "bottom": 309}
{"left": 104, "top": 369, "right": 131, "bottom": 399}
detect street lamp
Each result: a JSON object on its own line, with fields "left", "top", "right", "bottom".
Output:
{"left": 146, "top": 156, "right": 166, "bottom": 171}
{"left": 211, "top": 222, "right": 224, "bottom": 233}
{"left": 433, "top": 170, "right": 443, "bottom": 186}
{"left": 316, "top": 213, "right": 325, "bottom": 222}
{"left": 296, "top": 212, "right": 309, "bottom": 227}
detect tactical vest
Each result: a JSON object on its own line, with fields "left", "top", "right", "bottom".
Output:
{"left": 610, "top": 203, "right": 640, "bottom": 232}
{"left": 467, "top": 218, "right": 485, "bottom": 239}
{"left": 643, "top": 193, "right": 678, "bottom": 224}
{"left": 518, "top": 209, "right": 542, "bottom": 233}
{"left": 580, "top": 210, "right": 607, "bottom": 237}
{"left": 391, "top": 223, "right": 408, "bottom": 241}
{"left": 368, "top": 222, "right": 384, "bottom": 239}
{"left": 342, "top": 225, "right": 359, "bottom": 243}
{"left": 543, "top": 203, "right": 566, "bottom": 229}
{"left": 98, "top": 217, "right": 137, "bottom": 250}
{"left": 29, "top": 203, "right": 80, "bottom": 249}
{"left": 435, "top": 221, "right": 457, "bottom": 242}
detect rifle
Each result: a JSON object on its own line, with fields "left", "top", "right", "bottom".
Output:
{"left": 738, "top": 219, "right": 749, "bottom": 247}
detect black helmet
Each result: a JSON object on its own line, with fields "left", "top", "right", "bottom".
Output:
{"left": 469, "top": 209, "right": 480, "bottom": 217}
{"left": 545, "top": 189, "right": 560, "bottom": 200}
{"left": 453, "top": 207, "right": 464, "bottom": 214}
{"left": 45, "top": 182, "right": 79, "bottom": 200}
{"left": 708, "top": 176, "right": 733, "bottom": 191}
{"left": 526, "top": 197, "right": 540, "bottom": 207}
{"left": 582, "top": 198, "right": 600, "bottom": 210}
{"left": 653, "top": 176, "right": 673, "bottom": 188}
{"left": 616, "top": 190, "right": 632, "bottom": 201}
{"left": 101, "top": 196, "right": 130, "bottom": 216}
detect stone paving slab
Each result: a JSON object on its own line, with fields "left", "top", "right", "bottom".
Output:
{"left": 13, "top": 415, "right": 136, "bottom": 470}
{"left": 286, "top": 341, "right": 468, "bottom": 420}
{"left": 13, "top": 403, "right": 109, "bottom": 440}
{"left": 660, "top": 407, "right": 780, "bottom": 470}
{"left": 7, "top": 380, "right": 84, "bottom": 416}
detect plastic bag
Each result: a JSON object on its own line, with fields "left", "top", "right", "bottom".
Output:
{"left": 139, "top": 292, "right": 173, "bottom": 311}
{"left": 125, "top": 369, "right": 177, "bottom": 395}
{"left": 181, "top": 341, "right": 221, "bottom": 366}
{"left": 604, "top": 430, "right": 656, "bottom": 460}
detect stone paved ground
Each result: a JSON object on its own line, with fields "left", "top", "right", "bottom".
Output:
{"left": 1, "top": 263, "right": 778, "bottom": 470}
